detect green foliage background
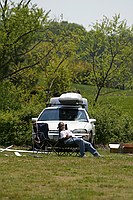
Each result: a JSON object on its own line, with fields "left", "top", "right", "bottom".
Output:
{"left": 0, "top": 1, "right": 133, "bottom": 146}
{"left": 0, "top": 82, "right": 133, "bottom": 146}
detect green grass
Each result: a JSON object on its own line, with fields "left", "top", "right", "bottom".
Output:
{"left": 0, "top": 150, "right": 133, "bottom": 200}
{"left": 73, "top": 84, "right": 133, "bottom": 117}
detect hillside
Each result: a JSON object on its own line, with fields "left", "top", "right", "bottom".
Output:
{"left": 73, "top": 84, "right": 133, "bottom": 118}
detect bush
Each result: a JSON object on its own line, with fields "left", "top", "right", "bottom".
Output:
{"left": 0, "top": 81, "right": 22, "bottom": 110}
{"left": 0, "top": 102, "right": 45, "bottom": 146}
{"left": 90, "top": 104, "right": 133, "bottom": 145}
{"left": 0, "top": 111, "right": 30, "bottom": 146}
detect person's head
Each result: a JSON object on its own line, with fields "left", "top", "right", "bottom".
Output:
{"left": 58, "top": 122, "right": 65, "bottom": 131}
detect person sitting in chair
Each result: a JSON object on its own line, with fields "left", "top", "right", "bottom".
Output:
{"left": 58, "top": 122, "right": 102, "bottom": 158}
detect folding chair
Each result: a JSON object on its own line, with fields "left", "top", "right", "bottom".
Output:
{"left": 54, "top": 139, "right": 80, "bottom": 156}
{"left": 52, "top": 124, "right": 80, "bottom": 156}
{"left": 32, "top": 123, "right": 52, "bottom": 153}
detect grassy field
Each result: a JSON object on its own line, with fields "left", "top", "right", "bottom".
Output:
{"left": 0, "top": 149, "right": 133, "bottom": 200}
{"left": 74, "top": 84, "right": 133, "bottom": 117}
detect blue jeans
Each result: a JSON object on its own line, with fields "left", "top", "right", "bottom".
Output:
{"left": 64, "top": 137, "right": 100, "bottom": 157}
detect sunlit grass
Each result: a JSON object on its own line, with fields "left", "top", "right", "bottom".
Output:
{"left": 73, "top": 84, "right": 133, "bottom": 117}
{"left": 0, "top": 149, "right": 133, "bottom": 200}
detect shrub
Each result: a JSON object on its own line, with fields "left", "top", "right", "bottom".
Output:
{"left": 0, "top": 111, "right": 30, "bottom": 146}
{"left": 0, "top": 102, "right": 45, "bottom": 146}
{"left": 90, "top": 104, "right": 133, "bottom": 145}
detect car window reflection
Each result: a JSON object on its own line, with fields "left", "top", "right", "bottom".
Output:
{"left": 38, "top": 108, "right": 88, "bottom": 122}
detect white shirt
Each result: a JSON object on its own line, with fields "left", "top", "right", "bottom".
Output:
{"left": 60, "top": 129, "right": 75, "bottom": 139}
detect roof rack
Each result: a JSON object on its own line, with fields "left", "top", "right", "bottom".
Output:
{"left": 49, "top": 93, "right": 88, "bottom": 111}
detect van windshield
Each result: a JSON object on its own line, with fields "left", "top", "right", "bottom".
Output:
{"left": 38, "top": 108, "right": 88, "bottom": 122}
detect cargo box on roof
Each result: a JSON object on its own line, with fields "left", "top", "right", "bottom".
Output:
{"left": 49, "top": 93, "right": 88, "bottom": 112}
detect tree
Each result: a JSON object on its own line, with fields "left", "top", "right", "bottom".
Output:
{"left": 84, "top": 15, "right": 133, "bottom": 105}
{"left": 35, "top": 21, "right": 82, "bottom": 98}
{"left": 0, "top": 0, "right": 50, "bottom": 81}
{"left": 0, "top": 2, "right": 78, "bottom": 94}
